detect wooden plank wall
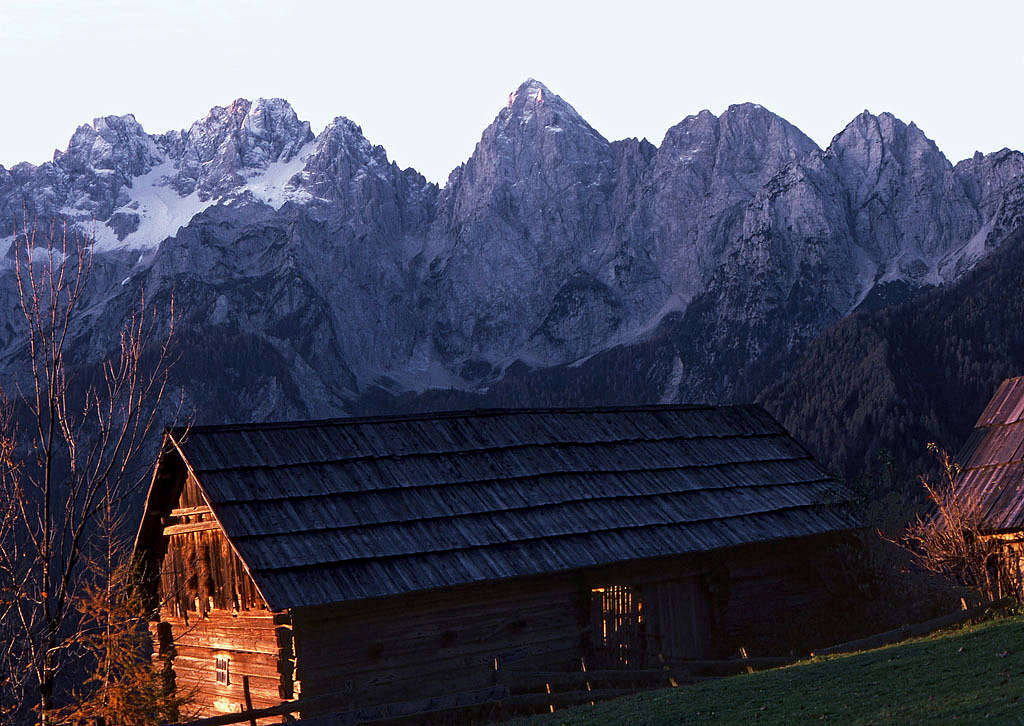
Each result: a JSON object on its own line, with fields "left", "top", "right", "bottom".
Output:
{"left": 151, "top": 472, "right": 292, "bottom": 721}
{"left": 642, "top": 578, "right": 710, "bottom": 662}
{"left": 152, "top": 610, "right": 291, "bottom": 722}
{"left": 290, "top": 576, "right": 585, "bottom": 714}
{"left": 159, "top": 476, "right": 263, "bottom": 616}
{"left": 289, "top": 558, "right": 715, "bottom": 715}
{"left": 981, "top": 534, "right": 1024, "bottom": 600}
{"left": 1002, "top": 538, "right": 1024, "bottom": 600}
{"left": 718, "top": 538, "right": 837, "bottom": 655}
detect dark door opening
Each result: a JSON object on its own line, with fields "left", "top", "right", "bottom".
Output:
{"left": 590, "top": 585, "right": 644, "bottom": 667}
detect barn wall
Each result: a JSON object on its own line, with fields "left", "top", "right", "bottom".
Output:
{"left": 717, "top": 535, "right": 848, "bottom": 655}
{"left": 290, "top": 576, "right": 582, "bottom": 713}
{"left": 981, "top": 533, "right": 1024, "bottom": 600}
{"left": 152, "top": 610, "right": 291, "bottom": 718}
{"left": 290, "top": 558, "right": 712, "bottom": 714}
{"left": 585, "top": 557, "right": 711, "bottom": 665}
{"left": 642, "top": 578, "right": 710, "bottom": 661}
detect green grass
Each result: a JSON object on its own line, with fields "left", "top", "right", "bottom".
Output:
{"left": 514, "top": 616, "right": 1024, "bottom": 725}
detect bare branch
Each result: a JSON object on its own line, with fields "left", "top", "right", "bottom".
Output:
{"left": 0, "top": 215, "right": 180, "bottom": 723}
{"left": 884, "top": 443, "right": 1017, "bottom": 603}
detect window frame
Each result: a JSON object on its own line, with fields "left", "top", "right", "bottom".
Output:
{"left": 215, "top": 653, "right": 230, "bottom": 686}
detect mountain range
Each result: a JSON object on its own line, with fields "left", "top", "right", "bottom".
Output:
{"left": 2, "top": 79, "right": 1023, "bottom": 479}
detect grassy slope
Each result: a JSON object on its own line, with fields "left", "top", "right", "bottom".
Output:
{"left": 515, "top": 617, "right": 1024, "bottom": 725}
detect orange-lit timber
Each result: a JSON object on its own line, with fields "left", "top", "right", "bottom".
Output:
{"left": 132, "top": 405, "right": 860, "bottom": 719}
{"left": 954, "top": 376, "right": 1024, "bottom": 600}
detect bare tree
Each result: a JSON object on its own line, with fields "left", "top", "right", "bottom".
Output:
{"left": 51, "top": 485, "right": 195, "bottom": 725}
{"left": 0, "top": 404, "right": 24, "bottom": 721}
{"left": 889, "top": 443, "right": 1012, "bottom": 603}
{"left": 0, "top": 218, "right": 178, "bottom": 723}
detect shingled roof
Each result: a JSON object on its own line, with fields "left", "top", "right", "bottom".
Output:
{"left": 137, "top": 405, "right": 858, "bottom": 611}
{"left": 956, "top": 377, "right": 1024, "bottom": 532}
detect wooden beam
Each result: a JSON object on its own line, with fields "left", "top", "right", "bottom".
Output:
{"left": 501, "top": 688, "right": 635, "bottom": 710}
{"left": 496, "top": 668, "right": 686, "bottom": 691}
{"left": 163, "top": 699, "right": 300, "bottom": 726}
{"left": 164, "top": 685, "right": 508, "bottom": 726}
{"left": 163, "top": 520, "right": 221, "bottom": 536}
{"left": 675, "top": 656, "right": 796, "bottom": 674}
{"left": 170, "top": 505, "right": 212, "bottom": 518}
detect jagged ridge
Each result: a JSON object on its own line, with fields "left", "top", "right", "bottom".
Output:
{"left": 0, "top": 80, "right": 1022, "bottom": 428}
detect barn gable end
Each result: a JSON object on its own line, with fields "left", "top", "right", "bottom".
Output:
{"left": 135, "top": 441, "right": 295, "bottom": 717}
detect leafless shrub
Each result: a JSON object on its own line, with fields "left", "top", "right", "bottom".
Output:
{"left": 887, "top": 443, "right": 1013, "bottom": 603}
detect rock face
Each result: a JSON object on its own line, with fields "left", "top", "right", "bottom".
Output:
{"left": 157, "top": 97, "right": 314, "bottom": 198}
{"left": 1, "top": 79, "right": 1023, "bottom": 426}
{"left": 828, "top": 112, "right": 980, "bottom": 281}
{"left": 424, "top": 81, "right": 619, "bottom": 369}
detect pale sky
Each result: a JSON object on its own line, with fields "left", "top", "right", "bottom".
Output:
{"left": 1, "top": 0, "right": 1022, "bottom": 184}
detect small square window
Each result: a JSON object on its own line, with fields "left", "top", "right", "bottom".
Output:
{"left": 215, "top": 654, "right": 230, "bottom": 685}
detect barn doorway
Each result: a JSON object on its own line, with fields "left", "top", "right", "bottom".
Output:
{"left": 590, "top": 585, "right": 645, "bottom": 667}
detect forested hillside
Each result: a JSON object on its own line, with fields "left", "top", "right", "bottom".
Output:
{"left": 757, "top": 224, "right": 1024, "bottom": 481}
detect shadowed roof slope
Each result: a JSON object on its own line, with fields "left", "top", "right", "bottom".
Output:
{"left": 957, "top": 377, "right": 1024, "bottom": 532}
{"left": 139, "top": 405, "right": 858, "bottom": 610}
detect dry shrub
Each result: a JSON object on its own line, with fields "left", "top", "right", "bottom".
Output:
{"left": 889, "top": 443, "right": 1015, "bottom": 603}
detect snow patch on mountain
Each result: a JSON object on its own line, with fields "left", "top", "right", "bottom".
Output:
{"left": 940, "top": 214, "right": 998, "bottom": 280}
{"left": 88, "top": 160, "right": 216, "bottom": 251}
{"left": 849, "top": 243, "right": 879, "bottom": 311}
{"left": 243, "top": 140, "right": 316, "bottom": 209}
{"left": 84, "top": 140, "right": 318, "bottom": 251}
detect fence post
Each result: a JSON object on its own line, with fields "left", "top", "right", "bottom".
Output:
{"left": 580, "top": 657, "right": 594, "bottom": 706}
{"left": 242, "top": 676, "right": 257, "bottom": 726}
{"left": 738, "top": 647, "right": 753, "bottom": 674}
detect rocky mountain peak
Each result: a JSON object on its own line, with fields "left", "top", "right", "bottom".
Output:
{"left": 316, "top": 117, "right": 374, "bottom": 152}
{"left": 721, "top": 102, "right": 818, "bottom": 149}
{"left": 440, "top": 79, "right": 613, "bottom": 213}
{"left": 658, "top": 103, "right": 818, "bottom": 183}
{"left": 299, "top": 116, "right": 395, "bottom": 203}
{"left": 495, "top": 79, "right": 600, "bottom": 141}
{"left": 713, "top": 103, "right": 819, "bottom": 184}
{"left": 827, "top": 110, "right": 980, "bottom": 277}
{"left": 240, "top": 98, "right": 313, "bottom": 162}
{"left": 47, "top": 113, "right": 162, "bottom": 223}
{"left": 168, "top": 97, "right": 314, "bottom": 198}
{"left": 954, "top": 148, "right": 1024, "bottom": 214}
{"left": 829, "top": 110, "right": 946, "bottom": 172}
{"left": 57, "top": 113, "right": 160, "bottom": 178}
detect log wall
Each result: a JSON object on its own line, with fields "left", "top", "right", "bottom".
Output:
{"left": 289, "top": 558, "right": 713, "bottom": 715}
{"left": 149, "top": 472, "right": 292, "bottom": 720}
{"left": 717, "top": 537, "right": 844, "bottom": 655}
{"left": 981, "top": 533, "right": 1024, "bottom": 600}
{"left": 152, "top": 610, "right": 291, "bottom": 719}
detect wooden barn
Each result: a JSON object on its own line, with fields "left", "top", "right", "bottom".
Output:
{"left": 955, "top": 376, "right": 1024, "bottom": 600}
{"left": 132, "top": 404, "right": 860, "bottom": 720}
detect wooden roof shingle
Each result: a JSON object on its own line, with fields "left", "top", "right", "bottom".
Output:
{"left": 140, "top": 405, "right": 858, "bottom": 610}
{"left": 957, "top": 377, "right": 1024, "bottom": 532}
